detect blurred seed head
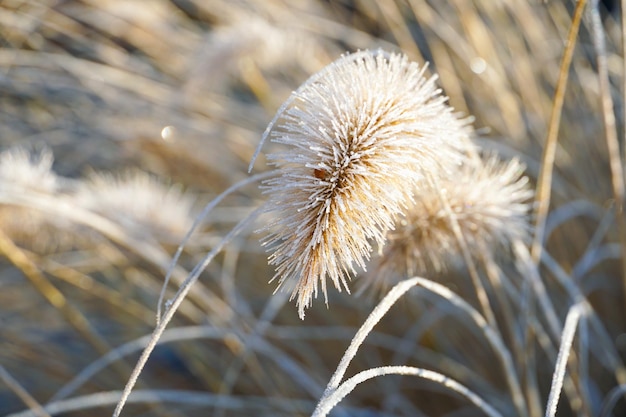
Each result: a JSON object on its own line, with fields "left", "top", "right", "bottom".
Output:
{"left": 0, "top": 147, "right": 199, "bottom": 252}
{"left": 0, "top": 147, "right": 58, "bottom": 193}
{"left": 260, "top": 50, "right": 474, "bottom": 318}
{"left": 187, "top": 17, "right": 327, "bottom": 97}
{"left": 0, "top": 146, "right": 93, "bottom": 252}
{"left": 76, "top": 171, "right": 196, "bottom": 244}
{"left": 362, "top": 155, "right": 533, "bottom": 292}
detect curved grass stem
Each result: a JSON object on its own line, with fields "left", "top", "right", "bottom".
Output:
{"left": 112, "top": 207, "right": 262, "bottom": 417}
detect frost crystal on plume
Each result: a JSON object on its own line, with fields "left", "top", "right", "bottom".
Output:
{"left": 261, "top": 50, "right": 473, "bottom": 318}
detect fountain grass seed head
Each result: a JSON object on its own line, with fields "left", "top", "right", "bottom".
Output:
{"left": 76, "top": 170, "right": 197, "bottom": 244}
{"left": 259, "top": 50, "right": 475, "bottom": 318}
{"left": 362, "top": 155, "right": 533, "bottom": 291}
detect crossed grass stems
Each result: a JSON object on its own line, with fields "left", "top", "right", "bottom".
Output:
{"left": 2, "top": 0, "right": 626, "bottom": 416}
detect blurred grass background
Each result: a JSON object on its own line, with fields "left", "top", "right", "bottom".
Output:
{"left": 0, "top": 0, "right": 625, "bottom": 416}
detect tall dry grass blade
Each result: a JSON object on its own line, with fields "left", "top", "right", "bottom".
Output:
{"left": 531, "top": 0, "right": 587, "bottom": 263}
{"left": 515, "top": 240, "right": 562, "bottom": 339}
{"left": 374, "top": 0, "right": 424, "bottom": 61}
{"left": 453, "top": 0, "right": 525, "bottom": 140}
{"left": 517, "top": 238, "right": 589, "bottom": 415}
{"left": 623, "top": 0, "right": 626, "bottom": 166}
{"left": 577, "top": 304, "right": 592, "bottom": 416}
{"left": 544, "top": 302, "right": 586, "bottom": 417}
{"left": 213, "top": 290, "right": 292, "bottom": 417}
{"left": 251, "top": 337, "right": 327, "bottom": 401}
{"left": 28, "top": 251, "right": 154, "bottom": 323}
{"left": 541, "top": 250, "right": 626, "bottom": 387}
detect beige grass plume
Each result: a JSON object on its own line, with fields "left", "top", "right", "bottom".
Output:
{"left": 0, "top": 146, "right": 80, "bottom": 252}
{"left": 0, "top": 146, "right": 58, "bottom": 194}
{"left": 257, "top": 50, "right": 474, "bottom": 318}
{"left": 363, "top": 155, "right": 533, "bottom": 291}
{"left": 75, "top": 171, "right": 197, "bottom": 244}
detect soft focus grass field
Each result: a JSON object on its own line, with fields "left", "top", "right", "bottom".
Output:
{"left": 0, "top": 1, "right": 625, "bottom": 416}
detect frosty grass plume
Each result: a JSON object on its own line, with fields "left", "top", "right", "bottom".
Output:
{"left": 259, "top": 50, "right": 476, "bottom": 318}
{"left": 363, "top": 155, "right": 533, "bottom": 291}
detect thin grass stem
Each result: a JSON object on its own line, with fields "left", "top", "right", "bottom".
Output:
{"left": 322, "top": 277, "right": 526, "bottom": 417}
{"left": 52, "top": 326, "right": 228, "bottom": 401}
{"left": 313, "top": 365, "right": 502, "bottom": 417}
{"left": 431, "top": 175, "right": 500, "bottom": 332}
{"left": 531, "top": 0, "right": 587, "bottom": 263}
{"left": 0, "top": 366, "right": 50, "bottom": 417}
{"left": 545, "top": 302, "right": 586, "bottom": 417}
{"left": 157, "top": 170, "right": 275, "bottom": 323}
{"left": 10, "top": 391, "right": 314, "bottom": 417}
{"left": 599, "top": 384, "right": 626, "bottom": 417}
{"left": 112, "top": 207, "right": 262, "bottom": 417}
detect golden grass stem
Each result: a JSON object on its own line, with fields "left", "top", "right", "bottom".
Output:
{"left": 0, "top": 229, "right": 112, "bottom": 356}
{"left": 38, "top": 257, "right": 155, "bottom": 324}
{"left": 531, "top": 0, "right": 587, "bottom": 263}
